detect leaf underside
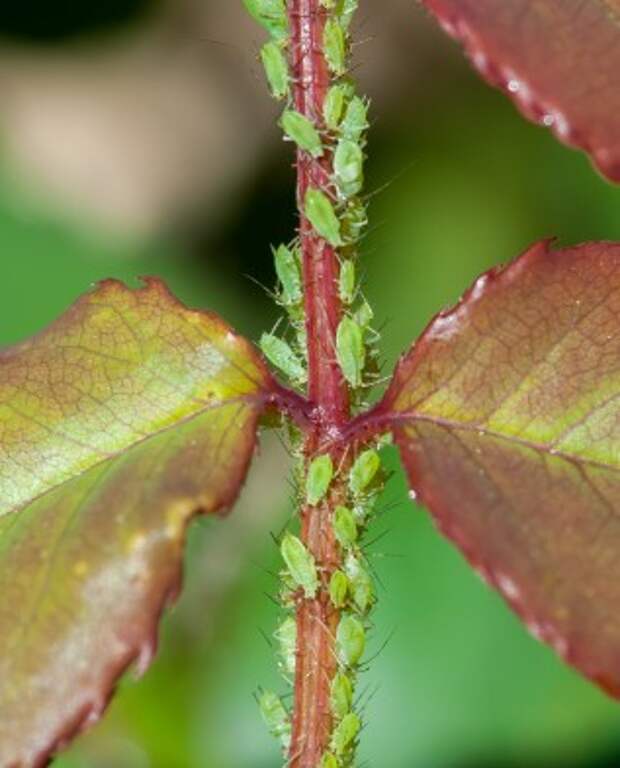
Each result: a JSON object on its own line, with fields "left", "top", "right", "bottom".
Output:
{"left": 382, "top": 240, "right": 620, "bottom": 696}
{"left": 0, "top": 279, "right": 272, "bottom": 767}
{"left": 423, "top": 0, "right": 620, "bottom": 183}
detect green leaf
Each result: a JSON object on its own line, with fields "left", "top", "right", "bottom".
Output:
{"left": 0, "top": 277, "right": 274, "bottom": 765}
{"left": 380, "top": 240, "right": 620, "bottom": 697}
{"left": 423, "top": 0, "right": 620, "bottom": 182}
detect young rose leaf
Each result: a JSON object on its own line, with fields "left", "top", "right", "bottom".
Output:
{"left": 380, "top": 240, "right": 620, "bottom": 696}
{"left": 0, "top": 278, "right": 274, "bottom": 766}
{"left": 422, "top": 0, "right": 620, "bottom": 183}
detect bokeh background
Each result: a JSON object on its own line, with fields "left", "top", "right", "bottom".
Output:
{"left": 2, "top": 1, "right": 620, "bottom": 766}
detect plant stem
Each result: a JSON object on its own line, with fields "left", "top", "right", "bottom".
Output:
{"left": 288, "top": 1, "right": 351, "bottom": 764}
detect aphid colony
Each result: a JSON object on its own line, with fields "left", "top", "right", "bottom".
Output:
{"left": 243, "top": 1, "right": 385, "bottom": 765}
{"left": 249, "top": 0, "right": 380, "bottom": 402}
{"left": 261, "top": 448, "right": 384, "bottom": 767}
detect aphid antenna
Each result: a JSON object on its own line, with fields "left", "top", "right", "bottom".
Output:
{"left": 243, "top": 271, "right": 278, "bottom": 301}
{"left": 362, "top": 627, "right": 397, "bottom": 668}
{"left": 360, "top": 528, "right": 391, "bottom": 551}
{"left": 263, "top": 590, "right": 283, "bottom": 608}
{"left": 258, "top": 626, "right": 274, "bottom": 649}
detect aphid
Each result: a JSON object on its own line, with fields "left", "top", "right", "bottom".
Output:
{"left": 339, "top": 260, "right": 356, "bottom": 305}
{"left": 336, "top": 614, "right": 366, "bottom": 667}
{"left": 275, "top": 616, "right": 297, "bottom": 677}
{"left": 349, "top": 448, "right": 381, "bottom": 495}
{"left": 306, "top": 454, "right": 334, "bottom": 506}
{"left": 341, "top": 96, "right": 369, "bottom": 143}
{"left": 330, "top": 670, "right": 353, "bottom": 719}
{"left": 353, "top": 298, "right": 373, "bottom": 330}
{"left": 333, "top": 505, "right": 358, "bottom": 548}
{"left": 280, "top": 533, "right": 319, "bottom": 598}
{"left": 260, "top": 332, "right": 307, "bottom": 383}
{"left": 331, "top": 712, "right": 361, "bottom": 756}
{"left": 341, "top": 198, "right": 368, "bottom": 243}
{"left": 258, "top": 690, "right": 291, "bottom": 749}
{"left": 304, "top": 188, "right": 343, "bottom": 247}
{"left": 338, "top": 0, "right": 359, "bottom": 29}
{"left": 320, "top": 753, "right": 339, "bottom": 768}
{"left": 336, "top": 316, "right": 365, "bottom": 387}
{"left": 329, "top": 569, "right": 349, "bottom": 608}
{"left": 274, "top": 244, "right": 302, "bottom": 305}
{"left": 280, "top": 110, "right": 324, "bottom": 158}
{"left": 334, "top": 138, "right": 364, "bottom": 198}
{"left": 324, "top": 19, "right": 347, "bottom": 76}
{"left": 243, "top": 0, "right": 288, "bottom": 41}
{"left": 260, "top": 42, "right": 290, "bottom": 101}
{"left": 323, "top": 85, "right": 347, "bottom": 131}
{"left": 344, "top": 552, "right": 374, "bottom": 614}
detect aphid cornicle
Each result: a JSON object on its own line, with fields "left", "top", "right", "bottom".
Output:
{"left": 336, "top": 316, "right": 365, "bottom": 387}
{"left": 260, "top": 42, "right": 290, "bottom": 101}
{"left": 306, "top": 454, "right": 334, "bottom": 506}
{"left": 304, "top": 188, "right": 343, "bottom": 247}
{"left": 260, "top": 332, "right": 307, "bottom": 383}
{"left": 280, "top": 533, "right": 319, "bottom": 599}
{"left": 336, "top": 614, "right": 366, "bottom": 667}
{"left": 243, "top": 0, "right": 288, "bottom": 41}
{"left": 280, "top": 110, "right": 324, "bottom": 158}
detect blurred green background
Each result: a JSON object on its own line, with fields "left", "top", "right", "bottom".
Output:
{"left": 2, "top": 1, "right": 620, "bottom": 767}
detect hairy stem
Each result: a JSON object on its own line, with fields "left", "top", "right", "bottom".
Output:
{"left": 288, "top": 2, "right": 350, "bottom": 765}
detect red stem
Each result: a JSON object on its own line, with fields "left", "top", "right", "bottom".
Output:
{"left": 288, "top": 1, "right": 351, "bottom": 765}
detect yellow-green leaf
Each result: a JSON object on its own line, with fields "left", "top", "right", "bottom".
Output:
{"left": 0, "top": 277, "right": 273, "bottom": 766}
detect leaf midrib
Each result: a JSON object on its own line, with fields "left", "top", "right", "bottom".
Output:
{"left": 0, "top": 393, "right": 265, "bottom": 522}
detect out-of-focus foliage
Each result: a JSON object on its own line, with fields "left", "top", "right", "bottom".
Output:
{"left": 1, "top": 1, "right": 620, "bottom": 767}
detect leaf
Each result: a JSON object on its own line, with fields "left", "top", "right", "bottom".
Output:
{"left": 0, "top": 277, "right": 273, "bottom": 766}
{"left": 380, "top": 240, "right": 620, "bottom": 696}
{"left": 422, "top": 0, "right": 620, "bottom": 183}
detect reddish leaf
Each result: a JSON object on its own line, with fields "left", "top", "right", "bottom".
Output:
{"left": 381, "top": 240, "right": 620, "bottom": 695}
{"left": 423, "top": 0, "right": 620, "bottom": 182}
{"left": 0, "top": 278, "right": 274, "bottom": 766}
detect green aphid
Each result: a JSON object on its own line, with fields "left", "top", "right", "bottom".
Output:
{"left": 334, "top": 138, "right": 364, "bottom": 198}
{"left": 349, "top": 448, "right": 381, "bottom": 495}
{"left": 321, "top": 753, "right": 339, "bottom": 768}
{"left": 341, "top": 96, "right": 369, "bottom": 143}
{"left": 304, "top": 188, "right": 342, "bottom": 247}
{"left": 338, "top": 0, "right": 359, "bottom": 29}
{"left": 243, "top": 0, "right": 289, "bottom": 41}
{"left": 280, "top": 110, "right": 324, "bottom": 158}
{"left": 341, "top": 198, "right": 367, "bottom": 242}
{"left": 306, "top": 454, "right": 334, "bottom": 506}
{"left": 324, "top": 19, "right": 347, "bottom": 76}
{"left": 333, "top": 505, "right": 358, "bottom": 548}
{"left": 323, "top": 85, "right": 347, "bottom": 131}
{"left": 275, "top": 616, "right": 297, "bottom": 677}
{"left": 344, "top": 552, "right": 374, "bottom": 613}
{"left": 329, "top": 569, "right": 349, "bottom": 608}
{"left": 331, "top": 712, "right": 361, "bottom": 756}
{"left": 280, "top": 533, "right": 319, "bottom": 599}
{"left": 260, "top": 41, "right": 290, "bottom": 100}
{"left": 330, "top": 671, "right": 353, "bottom": 719}
{"left": 274, "top": 244, "right": 302, "bottom": 305}
{"left": 258, "top": 690, "right": 291, "bottom": 749}
{"left": 260, "top": 332, "right": 307, "bottom": 383}
{"left": 336, "top": 316, "right": 365, "bottom": 387}
{"left": 336, "top": 614, "right": 366, "bottom": 667}
{"left": 339, "top": 260, "right": 356, "bottom": 305}
{"left": 353, "top": 298, "right": 373, "bottom": 329}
